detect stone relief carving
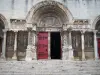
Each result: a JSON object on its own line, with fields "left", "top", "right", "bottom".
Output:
{"left": 39, "top": 16, "right": 61, "bottom": 27}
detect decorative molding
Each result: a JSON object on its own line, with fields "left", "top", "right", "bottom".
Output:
{"left": 10, "top": 19, "right": 26, "bottom": 24}
{"left": 37, "top": 27, "right": 62, "bottom": 32}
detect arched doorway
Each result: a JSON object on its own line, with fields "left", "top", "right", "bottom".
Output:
{"left": 0, "top": 19, "right": 5, "bottom": 56}
{"left": 26, "top": 1, "right": 73, "bottom": 60}
{"left": 34, "top": 2, "right": 67, "bottom": 59}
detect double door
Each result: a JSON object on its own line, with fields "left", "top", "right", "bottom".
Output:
{"left": 37, "top": 32, "right": 61, "bottom": 59}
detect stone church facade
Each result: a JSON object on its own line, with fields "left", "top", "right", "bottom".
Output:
{"left": 0, "top": 0, "right": 100, "bottom": 61}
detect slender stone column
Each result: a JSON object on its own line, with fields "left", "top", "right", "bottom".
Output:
{"left": 1, "top": 29, "right": 7, "bottom": 59}
{"left": 48, "top": 32, "right": 51, "bottom": 59}
{"left": 25, "top": 28, "right": 32, "bottom": 61}
{"left": 12, "top": 30, "right": 18, "bottom": 60}
{"left": 94, "top": 30, "right": 99, "bottom": 59}
{"left": 81, "top": 31, "right": 85, "bottom": 60}
{"left": 68, "top": 31, "right": 74, "bottom": 60}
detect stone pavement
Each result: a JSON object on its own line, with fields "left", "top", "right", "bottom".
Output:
{"left": 0, "top": 59, "right": 100, "bottom": 75}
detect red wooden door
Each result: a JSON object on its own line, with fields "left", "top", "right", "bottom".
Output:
{"left": 97, "top": 38, "right": 100, "bottom": 58}
{"left": 37, "top": 32, "right": 48, "bottom": 59}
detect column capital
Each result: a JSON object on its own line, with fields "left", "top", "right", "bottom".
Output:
{"left": 80, "top": 30, "right": 85, "bottom": 35}
{"left": 93, "top": 30, "right": 98, "bottom": 34}
{"left": 27, "top": 28, "right": 32, "bottom": 31}
{"left": 26, "top": 23, "right": 33, "bottom": 31}
{"left": 14, "top": 30, "right": 18, "bottom": 33}
{"left": 3, "top": 29, "right": 8, "bottom": 33}
{"left": 67, "top": 27, "right": 72, "bottom": 32}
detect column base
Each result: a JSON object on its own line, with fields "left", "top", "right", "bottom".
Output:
{"left": 0, "top": 53, "right": 6, "bottom": 60}
{"left": 82, "top": 50, "right": 86, "bottom": 61}
{"left": 68, "top": 47, "right": 74, "bottom": 60}
{"left": 12, "top": 56, "right": 17, "bottom": 60}
{"left": 32, "top": 53, "right": 37, "bottom": 60}
{"left": 25, "top": 51, "right": 32, "bottom": 61}
{"left": 62, "top": 47, "right": 69, "bottom": 60}
{"left": 31, "top": 46, "right": 37, "bottom": 60}
{"left": 94, "top": 58, "right": 99, "bottom": 60}
{"left": 12, "top": 52, "right": 17, "bottom": 60}
{"left": 82, "top": 58, "right": 86, "bottom": 61}
{"left": 0, "top": 55, "right": 6, "bottom": 61}
{"left": 25, "top": 57, "right": 32, "bottom": 61}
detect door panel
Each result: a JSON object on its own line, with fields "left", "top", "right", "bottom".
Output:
{"left": 97, "top": 38, "right": 100, "bottom": 58}
{"left": 37, "top": 32, "right": 48, "bottom": 59}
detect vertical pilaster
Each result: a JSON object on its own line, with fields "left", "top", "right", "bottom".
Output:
{"left": 81, "top": 31, "right": 85, "bottom": 60}
{"left": 1, "top": 29, "right": 7, "bottom": 59}
{"left": 12, "top": 31, "right": 18, "bottom": 60}
{"left": 94, "top": 30, "right": 99, "bottom": 59}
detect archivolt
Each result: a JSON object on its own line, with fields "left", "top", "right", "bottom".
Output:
{"left": 26, "top": 0, "right": 73, "bottom": 26}
{"left": 0, "top": 14, "right": 8, "bottom": 28}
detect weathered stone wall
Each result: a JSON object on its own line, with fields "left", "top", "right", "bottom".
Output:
{"left": 0, "top": 0, "right": 100, "bottom": 20}
{"left": 0, "top": 0, "right": 99, "bottom": 29}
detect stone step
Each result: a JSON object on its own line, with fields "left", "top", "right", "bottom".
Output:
{"left": 0, "top": 60, "right": 100, "bottom": 75}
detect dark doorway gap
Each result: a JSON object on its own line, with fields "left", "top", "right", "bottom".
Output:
{"left": 50, "top": 32, "right": 61, "bottom": 59}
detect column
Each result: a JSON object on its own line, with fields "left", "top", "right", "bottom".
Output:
{"left": 25, "top": 28, "right": 32, "bottom": 61}
{"left": 1, "top": 29, "right": 7, "bottom": 59}
{"left": 32, "top": 31, "right": 37, "bottom": 60}
{"left": 68, "top": 31, "right": 74, "bottom": 60}
{"left": 62, "top": 31, "right": 69, "bottom": 60}
{"left": 81, "top": 31, "right": 85, "bottom": 60}
{"left": 94, "top": 30, "right": 99, "bottom": 59}
{"left": 48, "top": 32, "right": 51, "bottom": 59}
{"left": 12, "top": 31, "right": 18, "bottom": 60}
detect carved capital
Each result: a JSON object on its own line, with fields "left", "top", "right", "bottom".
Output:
{"left": 67, "top": 26, "right": 72, "bottom": 32}
{"left": 26, "top": 23, "right": 33, "bottom": 31}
